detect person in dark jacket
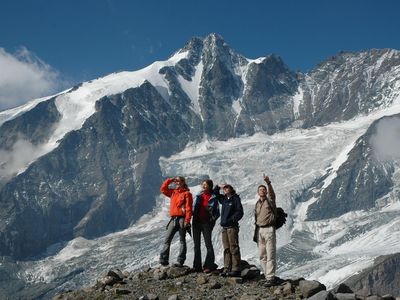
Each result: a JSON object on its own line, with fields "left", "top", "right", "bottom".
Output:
{"left": 192, "top": 179, "right": 220, "bottom": 273}
{"left": 215, "top": 184, "right": 244, "bottom": 277}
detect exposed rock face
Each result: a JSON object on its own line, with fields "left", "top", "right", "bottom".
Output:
{"left": 237, "top": 54, "right": 298, "bottom": 135}
{"left": 1, "top": 33, "right": 400, "bottom": 260}
{"left": 0, "top": 98, "right": 61, "bottom": 185}
{"left": 298, "top": 49, "right": 400, "bottom": 127}
{"left": 344, "top": 253, "right": 400, "bottom": 297}
{"left": 306, "top": 114, "right": 397, "bottom": 220}
{"left": 0, "top": 82, "right": 191, "bottom": 259}
{"left": 0, "top": 97, "right": 61, "bottom": 150}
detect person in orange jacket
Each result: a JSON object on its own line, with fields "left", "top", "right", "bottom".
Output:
{"left": 159, "top": 176, "right": 193, "bottom": 267}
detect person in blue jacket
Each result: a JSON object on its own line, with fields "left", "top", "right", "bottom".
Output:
{"left": 214, "top": 184, "right": 244, "bottom": 277}
{"left": 192, "top": 179, "right": 220, "bottom": 273}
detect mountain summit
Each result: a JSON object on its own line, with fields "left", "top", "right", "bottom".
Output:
{"left": 0, "top": 33, "right": 400, "bottom": 299}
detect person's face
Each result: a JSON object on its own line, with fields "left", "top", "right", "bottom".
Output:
{"left": 223, "top": 186, "right": 231, "bottom": 196}
{"left": 174, "top": 178, "right": 184, "bottom": 188}
{"left": 258, "top": 186, "right": 267, "bottom": 197}
{"left": 202, "top": 182, "right": 211, "bottom": 193}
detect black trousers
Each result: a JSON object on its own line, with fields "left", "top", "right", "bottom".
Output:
{"left": 192, "top": 221, "right": 215, "bottom": 270}
{"left": 160, "top": 217, "right": 187, "bottom": 265}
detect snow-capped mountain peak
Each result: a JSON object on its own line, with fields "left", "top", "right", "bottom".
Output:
{"left": 1, "top": 34, "right": 400, "bottom": 299}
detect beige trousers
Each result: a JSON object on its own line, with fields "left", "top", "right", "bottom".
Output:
{"left": 258, "top": 226, "right": 276, "bottom": 279}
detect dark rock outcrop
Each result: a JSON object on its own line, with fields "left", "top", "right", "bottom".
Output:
{"left": 0, "top": 82, "right": 192, "bottom": 259}
{"left": 53, "top": 265, "right": 397, "bottom": 300}
{"left": 344, "top": 253, "right": 400, "bottom": 297}
{"left": 299, "top": 49, "right": 400, "bottom": 127}
{"left": 306, "top": 114, "right": 397, "bottom": 220}
{"left": 1, "top": 34, "right": 400, "bottom": 260}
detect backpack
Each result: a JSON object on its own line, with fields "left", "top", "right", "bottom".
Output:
{"left": 266, "top": 196, "right": 287, "bottom": 229}
{"left": 253, "top": 198, "right": 288, "bottom": 243}
{"left": 274, "top": 207, "right": 287, "bottom": 229}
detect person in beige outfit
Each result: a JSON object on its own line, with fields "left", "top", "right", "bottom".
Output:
{"left": 254, "top": 174, "right": 277, "bottom": 286}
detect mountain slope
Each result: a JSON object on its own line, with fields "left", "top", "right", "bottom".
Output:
{"left": 306, "top": 114, "right": 399, "bottom": 220}
{"left": 298, "top": 49, "right": 400, "bottom": 127}
{"left": 0, "top": 34, "right": 400, "bottom": 272}
{"left": 7, "top": 105, "right": 399, "bottom": 299}
{"left": 345, "top": 253, "right": 400, "bottom": 297}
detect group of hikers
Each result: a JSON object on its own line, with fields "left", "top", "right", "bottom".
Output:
{"left": 158, "top": 174, "right": 279, "bottom": 287}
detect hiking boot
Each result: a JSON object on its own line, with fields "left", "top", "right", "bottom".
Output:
{"left": 204, "top": 263, "right": 218, "bottom": 273}
{"left": 264, "top": 276, "right": 277, "bottom": 287}
{"left": 160, "top": 261, "right": 169, "bottom": 266}
{"left": 227, "top": 270, "right": 241, "bottom": 277}
{"left": 172, "top": 262, "right": 184, "bottom": 267}
{"left": 190, "top": 267, "right": 202, "bottom": 273}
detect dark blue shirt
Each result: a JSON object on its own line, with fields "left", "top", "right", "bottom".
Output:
{"left": 215, "top": 187, "right": 244, "bottom": 227}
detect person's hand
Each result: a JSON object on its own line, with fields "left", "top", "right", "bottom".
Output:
{"left": 184, "top": 222, "right": 191, "bottom": 228}
{"left": 263, "top": 173, "right": 271, "bottom": 184}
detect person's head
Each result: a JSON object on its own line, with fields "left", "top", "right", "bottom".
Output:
{"left": 174, "top": 176, "right": 188, "bottom": 189}
{"left": 202, "top": 179, "right": 213, "bottom": 193}
{"left": 223, "top": 184, "right": 236, "bottom": 197}
{"left": 258, "top": 184, "right": 267, "bottom": 198}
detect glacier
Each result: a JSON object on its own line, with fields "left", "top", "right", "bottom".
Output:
{"left": 12, "top": 103, "right": 400, "bottom": 296}
{"left": 1, "top": 35, "right": 400, "bottom": 298}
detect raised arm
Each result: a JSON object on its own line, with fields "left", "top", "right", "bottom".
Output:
{"left": 264, "top": 174, "right": 276, "bottom": 201}
{"left": 213, "top": 185, "right": 224, "bottom": 204}
{"left": 267, "top": 182, "right": 276, "bottom": 202}
{"left": 160, "top": 178, "right": 174, "bottom": 197}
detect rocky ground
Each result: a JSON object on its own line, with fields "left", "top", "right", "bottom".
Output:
{"left": 53, "top": 261, "right": 400, "bottom": 300}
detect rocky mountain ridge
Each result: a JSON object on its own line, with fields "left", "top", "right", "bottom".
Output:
{"left": 345, "top": 253, "right": 400, "bottom": 297}
{"left": 1, "top": 34, "right": 399, "bottom": 261}
{"left": 53, "top": 261, "right": 400, "bottom": 300}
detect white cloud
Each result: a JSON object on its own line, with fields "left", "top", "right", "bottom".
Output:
{"left": 0, "top": 137, "right": 50, "bottom": 184}
{"left": 0, "top": 47, "right": 64, "bottom": 111}
{"left": 370, "top": 116, "right": 400, "bottom": 160}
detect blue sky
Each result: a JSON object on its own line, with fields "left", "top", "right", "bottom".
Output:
{"left": 0, "top": 0, "right": 399, "bottom": 109}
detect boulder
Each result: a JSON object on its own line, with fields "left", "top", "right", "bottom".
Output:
{"left": 334, "top": 293, "right": 356, "bottom": 300}
{"left": 239, "top": 294, "right": 258, "bottom": 300}
{"left": 241, "top": 267, "right": 260, "bottom": 279}
{"left": 153, "top": 269, "right": 167, "bottom": 280}
{"left": 96, "top": 275, "right": 118, "bottom": 287}
{"left": 227, "top": 277, "right": 243, "bottom": 284}
{"left": 333, "top": 283, "right": 353, "bottom": 294}
{"left": 114, "top": 288, "right": 132, "bottom": 295}
{"left": 196, "top": 275, "right": 208, "bottom": 284}
{"left": 299, "top": 280, "right": 326, "bottom": 298}
{"left": 139, "top": 294, "right": 159, "bottom": 300}
{"left": 107, "top": 269, "right": 124, "bottom": 280}
{"left": 308, "top": 290, "right": 335, "bottom": 300}
{"left": 282, "top": 282, "right": 294, "bottom": 295}
{"left": 365, "top": 297, "right": 381, "bottom": 300}
{"left": 209, "top": 281, "right": 222, "bottom": 289}
{"left": 166, "top": 266, "right": 191, "bottom": 278}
